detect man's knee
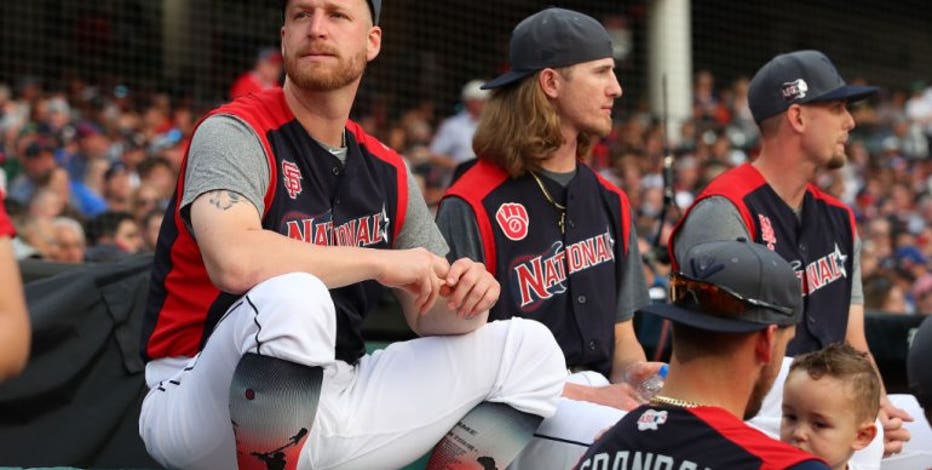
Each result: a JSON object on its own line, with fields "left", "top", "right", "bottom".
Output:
{"left": 242, "top": 272, "right": 337, "bottom": 362}
{"left": 498, "top": 318, "right": 566, "bottom": 377}
{"left": 247, "top": 273, "right": 334, "bottom": 324}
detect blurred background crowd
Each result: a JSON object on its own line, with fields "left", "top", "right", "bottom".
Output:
{"left": 1, "top": 0, "right": 931, "bottom": 316}
{"left": 3, "top": 67, "right": 932, "bottom": 316}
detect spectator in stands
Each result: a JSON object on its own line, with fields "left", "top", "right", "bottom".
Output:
{"left": 62, "top": 122, "right": 110, "bottom": 191}
{"left": 229, "top": 47, "right": 283, "bottom": 101}
{"left": 0, "top": 190, "right": 30, "bottom": 381}
{"left": 912, "top": 274, "right": 932, "bottom": 315}
{"left": 131, "top": 184, "right": 162, "bottom": 224}
{"left": 780, "top": 343, "right": 881, "bottom": 470}
{"left": 17, "top": 217, "right": 58, "bottom": 260}
{"left": 50, "top": 216, "right": 86, "bottom": 263}
{"left": 102, "top": 162, "right": 133, "bottom": 212}
{"left": 140, "top": 208, "right": 163, "bottom": 253}
{"left": 84, "top": 210, "right": 143, "bottom": 262}
{"left": 429, "top": 79, "right": 490, "bottom": 171}
{"left": 8, "top": 139, "right": 57, "bottom": 205}
{"left": 137, "top": 156, "right": 176, "bottom": 201}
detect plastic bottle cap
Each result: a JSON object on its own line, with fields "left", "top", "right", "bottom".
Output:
{"left": 658, "top": 363, "right": 669, "bottom": 378}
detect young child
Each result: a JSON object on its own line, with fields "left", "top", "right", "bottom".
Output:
{"left": 780, "top": 343, "right": 880, "bottom": 470}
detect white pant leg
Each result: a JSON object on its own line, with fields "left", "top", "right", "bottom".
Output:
{"left": 303, "top": 317, "right": 566, "bottom": 470}
{"left": 508, "top": 371, "right": 626, "bottom": 470}
{"left": 748, "top": 356, "right": 885, "bottom": 470}
{"left": 139, "top": 272, "right": 336, "bottom": 470}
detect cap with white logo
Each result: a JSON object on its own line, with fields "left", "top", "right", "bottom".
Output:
{"left": 748, "top": 50, "right": 877, "bottom": 124}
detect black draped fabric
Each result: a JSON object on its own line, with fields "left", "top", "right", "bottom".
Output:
{"left": 0, "top": 254, "right": 160, "bottom": 468}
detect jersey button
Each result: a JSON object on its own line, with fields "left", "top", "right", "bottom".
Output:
{"left": 577, "top": 295, "right": 587, "bottom": 304}
{"left": 332, "top": 166, "right": 341, "bottom": 176}
{"left": 568, "top": 219, "right": 576, "bottom": 229}
{"left": 808, "top": 316, "right": 816, "bottom": 324}
{"left": 799, "top": 242, "right": 807, "bottom": 252}
{"left": 334, "top": 198, "right": 341, "bottom": 205}
{"left": 587, "top": 339, "right": 597, "bottom": 351}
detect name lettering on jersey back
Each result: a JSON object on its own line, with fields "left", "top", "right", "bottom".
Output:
{"left": 791, "top": 243, "right": 848, "bottom": 296}
{"left": 578, "top": 451, "right": 708, "bottom": 470}
{"left": 283, "top": 206, "right": 389, "bottom": 247}
{"left": 512, "top": 230, "right": 615, "bottom": 309}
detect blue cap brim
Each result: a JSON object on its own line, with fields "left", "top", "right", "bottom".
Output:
{"left": 482, "top": 69, "right": 536, "bottom": 90}
{"left": 806, "top": 85, "right": 878, "bottom": 104}
{"left": 639, "top": 303, "right": 772, "bottom": 333}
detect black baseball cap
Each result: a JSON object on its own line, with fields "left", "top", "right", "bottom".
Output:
{"left": 281, "top": 0, "right": 380, "bottom": 25}
{"left": 640, "top": 239, "right": 802, "bottom": 333}
{"left": 748, "top": 50, "right": 878, "bottom": 124}
{"left": 482, "top": 7, "right": 613, "bottom": 90}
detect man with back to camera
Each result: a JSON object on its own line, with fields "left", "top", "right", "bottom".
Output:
{"left": 138, "top": 1, "right": 567, "bottom": 469}
{"left": 667, "top": 50, "right": 912, "bottom": 465}
{"left": 577, "top": 238, "right": 830, "bottom": 469}
{"left": 437, "top": 8, "right": 660, "bottom": 469}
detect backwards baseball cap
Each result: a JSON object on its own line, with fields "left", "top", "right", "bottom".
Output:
{"left": 482, "top": 7, "right": 613, "bottom": 90}
{"left": 748, "top": 50, "right": 878, "bottom": 124}
{"left": 281, "top": 0, "right": 380, "bottom": 25}
{"left": 640, "top": 238, "right": 802, "bottom": 333}
{"left": 461, "top": 79, "right": 491, "bottom": 101}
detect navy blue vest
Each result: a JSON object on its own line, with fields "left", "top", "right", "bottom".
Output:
{"left": 671, "top": 163, "right": 855, "bottom": 355}
{"left": 445, "top": 160, "right": 631, "bottom": 376}
{"left": 576, "top": 405, "right": 825, "bottom": 469}
{"left": 144, "top": 89, "right": 407, "bottom": 363}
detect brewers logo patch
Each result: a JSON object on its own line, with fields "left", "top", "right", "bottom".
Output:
{"left": 496, "top": 203, "right": 529, "bottom": 241}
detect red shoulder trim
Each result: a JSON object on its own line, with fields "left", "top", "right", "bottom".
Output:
{"left": 807, "top": 183, "right": 856, "bottom": 236}
{"left": 688, "top": 407, "right": 826, "bottom": 470}
{"left": 593, "top": 167, "right": 632, "bottom": 256}
{"left": 669, "top": 163, "right": 766, "bottom": 270}
{"left": 209, "top": 88, "right": 294, "bottom": 213}
{"left": 442, "top": 160, "right": 510, "bottom": 276}
{"left": 346, "top": 119, "right": 408, "bottom": 243}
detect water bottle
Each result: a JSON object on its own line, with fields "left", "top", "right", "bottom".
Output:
{"left": 635, "top": 364, "right": 668, "bottom": 401}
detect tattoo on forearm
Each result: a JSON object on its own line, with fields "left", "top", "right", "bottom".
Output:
{"left": 208, "top": 191, "right": 244, "bottom": 211}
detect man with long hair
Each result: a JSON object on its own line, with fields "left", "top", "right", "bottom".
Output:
{"left": 438, "top": 8, "right": 656, "bottom": 469}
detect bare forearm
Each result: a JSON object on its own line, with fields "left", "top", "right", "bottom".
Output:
{"left": 190, "top": 192, "right": 388, "bottom": 293}
{"left": 399, "top": 290, "right": 488, "bottom": 336}
{"left": 0, "top": 239, "right": 30, "bottom": 380}
{"left": 610, "top": 321, "right": 647, "bottom": 384}
{"left": 201, "top": 227, "right": 387, "bottom": 293}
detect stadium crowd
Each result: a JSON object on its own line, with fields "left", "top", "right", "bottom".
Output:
{"left": 1, "top": 70, "right": 931, "bottom": 315}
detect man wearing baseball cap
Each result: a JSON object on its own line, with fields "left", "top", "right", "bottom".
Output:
{"left": 438, "top": 7, "right": 656, "bottom": 469}
{"left": 578, "top": 239, "right": 829, "bottom": 469}
{"left": 668, "top": 50, "right": 912, "bottom": 463}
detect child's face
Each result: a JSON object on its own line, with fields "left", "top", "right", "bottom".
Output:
{"left": 780, "top": 371, "right": 874, "bottom": 469}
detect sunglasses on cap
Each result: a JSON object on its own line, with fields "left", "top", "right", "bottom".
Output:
{"left": 669, "top": 272, "right": 795, "bottom": 318}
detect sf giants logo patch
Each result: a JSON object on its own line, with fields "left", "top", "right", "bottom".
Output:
{"left": 782, "top": 78, "right": 809, "bottom": 101}
{"left": 759, "top": 214, "right": 777, "bottom": 250}
{"left": 636, "top": 409, "right": 668, "bottom": 431}
{"left": 282, "top": 160, "right": 303, "bottom": 199}
{"left": 496, "top": 203, "right": 529, "bottom": 241}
